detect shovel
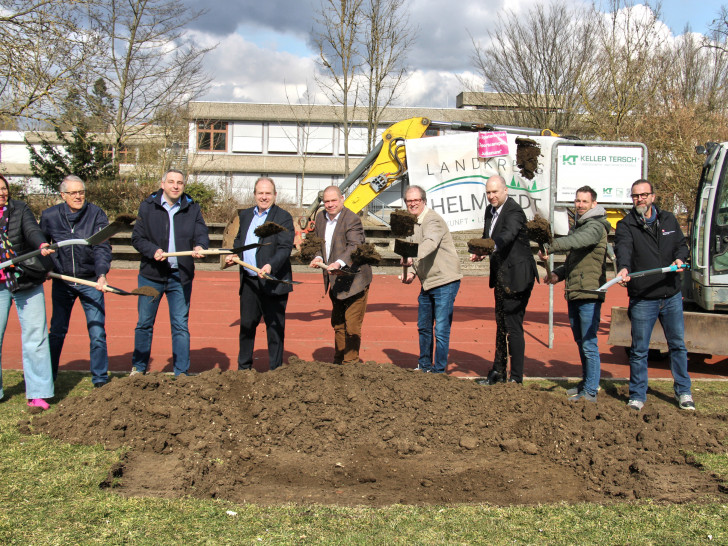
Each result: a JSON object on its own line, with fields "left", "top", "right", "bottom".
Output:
{"left": 565, "top": 264, "right": 689, "bottom": 294}
{"left": 0, "top": 214, "right": 136, "bottom": 271}
{"left": 47, "top": 272, "right": 160, "bottom": 298}
{"left": 223, "top": 256, "right": 301, "bottom": 285}
{"left": 394, "top": 239, "right": 418, "bottom": 282}
{"left": 161, "top": 242, "right": 268, "bottom": 258}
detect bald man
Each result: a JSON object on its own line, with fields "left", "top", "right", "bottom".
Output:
{"left": 470, "top": 175, "right": 538, "bottom": 384}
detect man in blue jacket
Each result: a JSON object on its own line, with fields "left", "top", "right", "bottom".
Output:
{"left": 40, "top": 175, "right": 111, "bottom": 387}
{"left": 615, "top": 179, "right": 693, "bottom": 411}
{"left": 130, "top": 169, "right": 209, "bottom": 376}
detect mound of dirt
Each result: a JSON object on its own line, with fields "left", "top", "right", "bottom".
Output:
{"left": 31, "top": 360, "right": 727, "bottom": 506}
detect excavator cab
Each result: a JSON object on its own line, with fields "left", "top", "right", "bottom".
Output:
{"left": 688, "top": 142, "right": 728, "bottom": 311}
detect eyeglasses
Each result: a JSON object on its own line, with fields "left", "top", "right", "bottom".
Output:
{"left": 62, "top": 190, "right": 86, "bottom": 197}
{"left": 405, "top": 198, "right": 423, "bottom": 205}
{"left": 631, "top": 192, "right": 652, "bottom": 200}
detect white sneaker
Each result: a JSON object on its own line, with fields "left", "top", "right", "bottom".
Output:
{"left": 676, "top": 393, "right": 695, "bottom": 411}
{"left": 627, "top": 399, "right": 644, "bottom": 411}
{"left": 129, "top": 368, "right": 143, "bottom": 377}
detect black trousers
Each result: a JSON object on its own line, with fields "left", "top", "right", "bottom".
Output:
{"left": 238, "top": 275, "right": 288, "bottom": 370}
{"left": 493, "top": 284, "right": 533, "bottom": 382}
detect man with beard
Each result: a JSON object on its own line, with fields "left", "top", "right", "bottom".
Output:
{"left": 614, "top": 179, "right": 694, "bottom": 411}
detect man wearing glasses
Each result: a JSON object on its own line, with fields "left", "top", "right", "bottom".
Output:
{"left": 401, "top": 185, "right": 462, "bottom": 374}
{"left": 40, "top": 175, "right": 112, "bottom": 387}
{"left": 614, "top": 179, "right": 694, "bottom": 411}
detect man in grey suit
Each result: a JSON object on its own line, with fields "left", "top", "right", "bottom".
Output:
{"left": 309, "top": 186, "right": 372, "bottom": 364}
{"left": 225, "top": 177, "right": 294, "bottom": 370}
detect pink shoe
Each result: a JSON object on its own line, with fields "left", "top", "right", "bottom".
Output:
{"left": 27, "top": 399, "right": 50, "bottom": 410}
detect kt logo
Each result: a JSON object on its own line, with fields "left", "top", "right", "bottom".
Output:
{"left": 562, "top": 155, "right": 578, "bottom": 166}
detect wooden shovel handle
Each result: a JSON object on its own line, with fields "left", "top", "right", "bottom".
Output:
{"left": 47, "top": 272, "right": 122, "bottom": 294}
{"left": 162, "top": 249, "right": 230, "bottom": 257}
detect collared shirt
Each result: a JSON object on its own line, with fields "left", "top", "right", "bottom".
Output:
{"left": 316, "top": 211, "right": 346, "bottom": 267}
{"left": 162, "top": 198, "right": 181, "bottom": 269}
{"left": 488, "top": 204, "right": 504, "bottom": 238}
{"left": 243, "top": 206, "right": 269, "bottom": 276}
{"left": 416, "top": 206, "right": 429, "bottom": 224}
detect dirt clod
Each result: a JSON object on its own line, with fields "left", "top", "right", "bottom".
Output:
{"left": 390, "top": 210, "right": 417, "bottom": 237}
{"left": 516, "top": 138, "right": 541, "bottom": 180}
{"left": 526, "top": 215, "right": 552, "bottom": 246}
{"left": 254, "top": 222, "right": 286, "bottom": 238}
{"left": 299, "top": 234, "right": 324, "bottom": 262}
{"left": 351, "top": 243, "right": 381, "bottom": 266}
{"left": 31, "top": 362, "right": 727, "bottom": 507}
{"left": 467, "top": 238, "right": 496, "bottom": 256}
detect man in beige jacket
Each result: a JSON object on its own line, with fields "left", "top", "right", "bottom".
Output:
{"left": 401, "top": 185, "right": 462, "bottom": 373}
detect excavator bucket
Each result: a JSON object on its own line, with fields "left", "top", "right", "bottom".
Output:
{"left": 608, "top": 306, "right": 728, "bottom": 355}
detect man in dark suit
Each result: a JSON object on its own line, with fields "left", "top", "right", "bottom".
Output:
{"left": 308, "top": 186, "right": 372, "bottom": 364}
{"left": 225, "top": 177, "right": 294, "bottom": 370}
{"left": 470, "top": 175, "right": 538, "bottom": 384}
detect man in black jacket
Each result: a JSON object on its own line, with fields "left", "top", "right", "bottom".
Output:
{"left": 471, "top": 175, "right": 538, "bottom": 384}
{"left": 130, "top": 169, "right": 209, "bottom": 376}
{"left": 614, "top": 179, "right": 693, "bottom": 411}
{"left": 224, "top": 177, "right": 294, "bottom": 370}
{"left": 40, "top": 175, "right": 111, "bottom": 387}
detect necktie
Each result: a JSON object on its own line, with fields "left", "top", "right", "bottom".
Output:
{"left": 489, "top": 210, "right": 498, "bottom": 237}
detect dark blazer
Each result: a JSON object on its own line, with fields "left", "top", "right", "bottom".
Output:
{"left": 40, "top": 202, "right": 111, "bottom": 280}
{"left": 313, "top": 207, "right": 372, "bottom": 299}
{"left": 483, "top": 197, "right": 538, "bottom": 293}
{"left": 233, "top": 204, "right": 294, "bottom": 296}
{"left": 132, "top": 191, "right": 209, "bottom": 285}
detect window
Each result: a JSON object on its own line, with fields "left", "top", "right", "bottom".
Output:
{"left": 231, "top": 122, "right": 263, "bottom": 153}
{"left": 197, "top": 121, "right": 228, "bottom": 151}
{"left": 103, "top": 145, "right": 131, "bottom": 163}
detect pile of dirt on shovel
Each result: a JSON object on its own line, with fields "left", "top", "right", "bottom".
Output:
{"left": 30, "top": 360, "right": 728, "bottom": 507}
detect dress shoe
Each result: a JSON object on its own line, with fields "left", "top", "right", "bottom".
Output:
{"left": 508, "top": 378, "right": 522, "bottom": 384}
{"left": 485, "top": 369, "right": 506, "bottom": 385}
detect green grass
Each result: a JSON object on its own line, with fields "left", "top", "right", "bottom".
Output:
{"left": 1, "top": 371, "right": 727, "bottom": 545}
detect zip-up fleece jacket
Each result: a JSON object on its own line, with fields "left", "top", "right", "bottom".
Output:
{"left": 614, "top": 205, "right": 688, "bottom": 299}
{"left": 131, "top": 191, "right": 209, "bottom": 285}
{"left": 551, "top": 205, "right": 611, "bottom": 301}
{"left": 40, "top": 202, "right": 111, "bottom": 280}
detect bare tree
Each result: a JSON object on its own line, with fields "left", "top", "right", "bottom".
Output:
{"left": 88, "top": 0, "right": 214, "bottom": 174}
{"left": 314, "top": 0, "right": 364, "bottom": 176}
{"left": 283, "top": 81, "right": 320, "bottom": 206}
{"left": 580, "top": 1, "right": 668, "bottom": 139}
{"left": 361, "top": 0, "right": 415, "bottom": 151}
{"left": 471, "top": 1, "right": 597, "bottom": 133}
{"left": 0, "top": 0, "right": 98, "bottom": 122}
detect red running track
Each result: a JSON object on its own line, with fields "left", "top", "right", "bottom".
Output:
{"left": 2, "top": 270, "right": 726, "bottom": 379}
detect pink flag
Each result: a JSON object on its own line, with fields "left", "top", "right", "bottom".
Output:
{"left": 477, "top": 131, "right": 509, "bottom": 158}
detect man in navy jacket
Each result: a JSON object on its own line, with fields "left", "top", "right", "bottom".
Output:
{"left": 40, "top": 175, "right": 111, "bottom": 387}
{"left": 225, "top": 177, "right": 294, "bottom": 370}
{"left": 130, "top": 169, "right": 209, "bottom": 376}
{"left": 615, "top": 179, "right": 693, "bottom": 411}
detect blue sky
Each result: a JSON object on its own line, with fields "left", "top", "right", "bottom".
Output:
{"left": 660, "top": 0, "right": 724, "bottom": 34}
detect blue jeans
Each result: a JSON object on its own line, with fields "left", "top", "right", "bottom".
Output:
{"left": 628, "top": 292, "right": 691, "bottom": 402}
{"left": 49, "top": 279, "right": 108, "bottom": 384}
{"left": 417, "top": 280, "right": 460, "bottom": 373}
{"left": 132, "top": 273, "right": 192, "bottom": 376}
{"left": 0, "top": 283, "right": 54, "bottom": 400}
{"left": 567, "top": 300, "right": 602, "bottom": 396}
